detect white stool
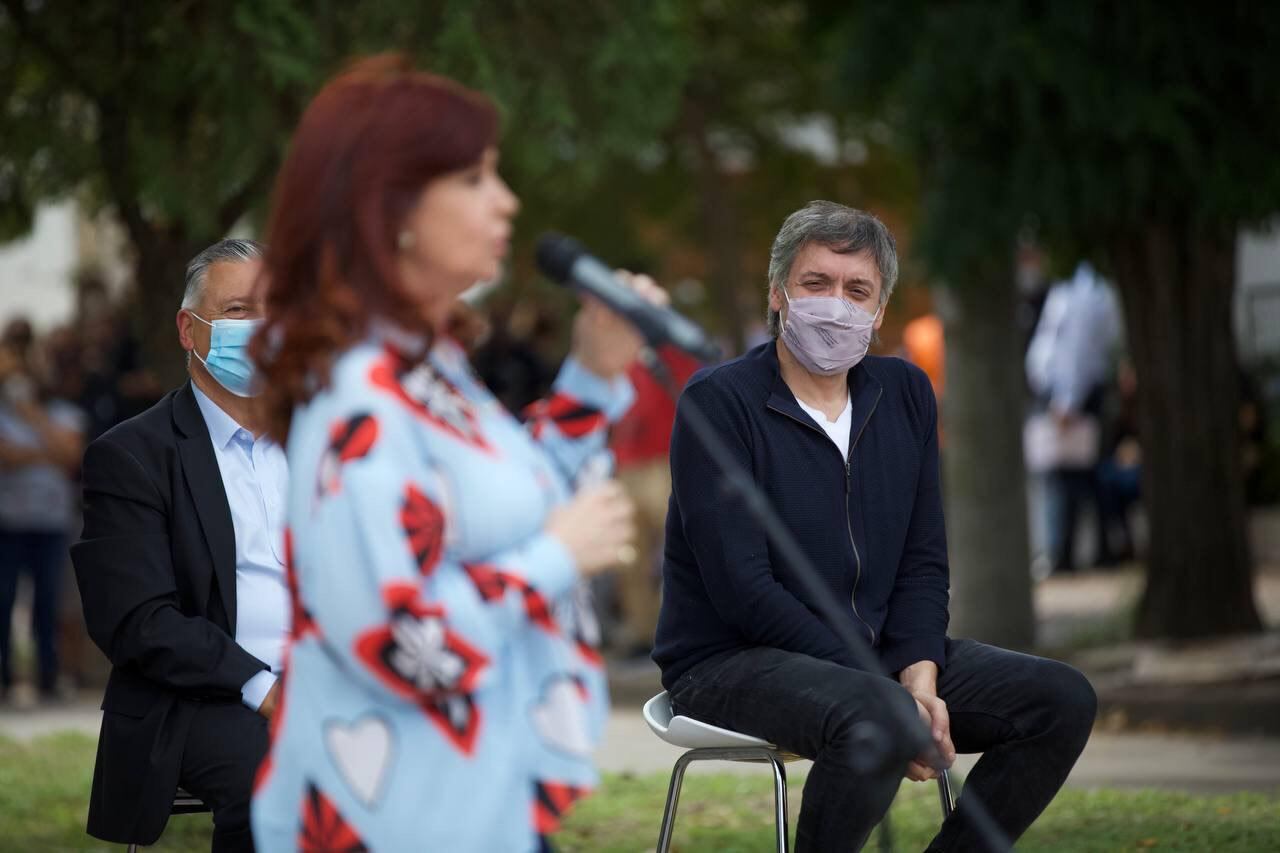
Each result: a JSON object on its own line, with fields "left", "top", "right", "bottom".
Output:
{"left": 643, "top": 691, "right": 956, "bottom": 853}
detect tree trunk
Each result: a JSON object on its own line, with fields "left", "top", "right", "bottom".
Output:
{"left": 1111, "top": 222, "right": 1261, "bottom": 639}
{"left": 684, "top": 97, "right": 748, "bottom": 355}
{"left": 939, "top": 273, "right": 1036, "bottom": 649}
{"left": 130, "top": 227, "right": 206, "bottom": 389}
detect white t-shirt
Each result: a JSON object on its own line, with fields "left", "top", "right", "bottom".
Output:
{"left": 796, "top": 396, "right": 853, "bottom": 460}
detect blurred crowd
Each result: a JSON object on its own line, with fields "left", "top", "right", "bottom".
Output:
{"left": 0, "top": 275, "right": 164, "bottom": 702}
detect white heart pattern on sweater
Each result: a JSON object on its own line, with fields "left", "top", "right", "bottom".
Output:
{"left": 324, "top": 713, "right": 395, "bottom": 809}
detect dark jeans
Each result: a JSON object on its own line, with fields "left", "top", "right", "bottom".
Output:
{"left": 1046, "top": 467, "right": 1109, "bottom": 571}
{"left": 1096, "top": 457, "right": 1140, "bottom": 561}
{"left": 668, "top": 639, "right": 1096, "bottom": 852}
{"left": 180, "top": 701, "right": 269, "bottom": 853}
{"left": 0, "top": 529, "right": 67, "bottom": 693}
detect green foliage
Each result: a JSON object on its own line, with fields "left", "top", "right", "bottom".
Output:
{"left": 0, "top": 0, "right": 319, "bottom": 240}
{"left": 0, "top": 0, "right": 692, "bottom": 247}
{"left": 506, "top": 0, "right": 922, "bottom": 346}
{"left": 2, "top": 733, "right": 1278, "bottom": 851}
{"left": 0, "top": 0, "right": 919, "bottom": 359}
{"left": 820, "top": 2, "right": 1280, "bottom": 275}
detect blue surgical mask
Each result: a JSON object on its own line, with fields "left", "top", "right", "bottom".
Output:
{"left": 189, "top": 312, "right": 263, "bottom": 397}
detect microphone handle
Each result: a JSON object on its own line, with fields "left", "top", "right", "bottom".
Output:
{"left": 569, "top": 257, "right": 719, "bottom": 361}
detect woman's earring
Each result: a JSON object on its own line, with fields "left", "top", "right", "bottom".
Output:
{"left": 397, "top": 230, "right": 415, "bottom": 251}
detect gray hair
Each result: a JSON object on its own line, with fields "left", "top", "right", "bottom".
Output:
{"left": 181, "top": 238, "right": 265, "bottom": 310}
{"left": 765, "top": 201, "right": 898, "bottom": 338}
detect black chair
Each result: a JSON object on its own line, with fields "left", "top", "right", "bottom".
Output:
{"left": 125, "top": 788, "right": 210, "bottom": 852}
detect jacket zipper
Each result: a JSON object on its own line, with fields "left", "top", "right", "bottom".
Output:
{"left": 845, "top": 389, "right": 881, "bottom": 645}
{"left": 768, "top": 388, "right": 882, "bottom": 645}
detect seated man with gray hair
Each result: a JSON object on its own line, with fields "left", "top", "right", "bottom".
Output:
{"left": 653, "top": 201, "right": 1096, "bottom": 851}
{"left": 73, "top": 239, "right": 284, "bottom": 852}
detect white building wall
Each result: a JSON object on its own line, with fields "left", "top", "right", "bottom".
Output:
{"left": 0, "top": 201, "right": 79, "bottom": 332}
{"left": 1237, "top": 221, "right": 1280, "bottom": 363}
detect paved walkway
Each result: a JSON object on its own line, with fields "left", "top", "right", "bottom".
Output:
{"left": 4, "top": 699, "right": 1278, "bottom": 797}
{"left": 597, "top": 709, "right": 1280, "bottom": 796}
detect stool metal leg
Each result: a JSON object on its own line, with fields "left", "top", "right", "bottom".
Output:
{"left": 126, "top": 846, "right": 138, "bottom": 853}
{"left": 657, "top": 747, "right": 790, "bottom": 853}
{"left": 766, "top": 751, "right": 790, "bottom": 852}
{"left": 656, "top": 750, "right": 697, "bottom": 853}
{"left": 937, "top": 768, "right": 955, "bottom": 818}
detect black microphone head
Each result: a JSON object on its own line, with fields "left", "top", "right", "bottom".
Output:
{"left": 535, "top": 233, "right": 586, "bottom": 284}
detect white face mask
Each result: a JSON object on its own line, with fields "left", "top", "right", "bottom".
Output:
{"left": 780, "top": 289, "right": 881, "bottom": 376}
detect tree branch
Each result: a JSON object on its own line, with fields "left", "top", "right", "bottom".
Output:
{"left": 95, "top": 95, "right": 148, "bottom": 246}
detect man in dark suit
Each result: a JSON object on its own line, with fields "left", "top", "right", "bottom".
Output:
{"left": 73, "top": 239, "right": 287, "bottom": 852}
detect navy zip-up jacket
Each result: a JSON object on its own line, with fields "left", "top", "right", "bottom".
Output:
{"left": 653, "top": 341, "right": 950, "bottom": 690}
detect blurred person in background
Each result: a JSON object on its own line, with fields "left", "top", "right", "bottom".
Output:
{"left": 74, "top": 273, "right": 128, "bottom": 439}
{"left": 1015, "top": 241, "right": 1051, "bottom": 364}
{"left": 72, "top": 239, "right": 286, "bottom": 852}
{"left": 1025, "top": 261, "right": 1123, "bottom": 573}
{"left": 0, "top": 316, "right": 85, "bottom": 703}
{"left": 901, "top": 311, "right": 946, "bottom": 448}
{"left": 73, "top": 272, "right": 166, "bottom": 441}
{"left": 608, "top": 343, "right": 700, "bottom": 658}
{"left": 472, "top": 300, "right": 558, "bottom": 414}
{"left": 249, "top": 55, "right": 658, "bottom": 851}
{"left": 901, "top": 312, "right": 945, "bottom": 403}
{"left": 36, "top": 323, "right": 102, "bottom": 690}
{"left": 1095, "top": 360, "right": 1141, "bottom": 565}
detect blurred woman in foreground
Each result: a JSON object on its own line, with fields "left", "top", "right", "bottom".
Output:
{"left": 250, "top": 54, "right": 651, "bottom": 851}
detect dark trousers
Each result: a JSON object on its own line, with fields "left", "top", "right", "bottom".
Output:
{"left": 0, "top": 529, "right": 66, "bottom": 692}
{"left": 1046, "top": 467, "right": 1110, "bottom": 572}
{"left": 668, "top": 638, "right": 1096, "bottom": 852}
{"left": 1096, "top": 457, "right": 1140, "bottom": 561}
{"left": 180, "top": 701, "right": 270, "bottom": 853}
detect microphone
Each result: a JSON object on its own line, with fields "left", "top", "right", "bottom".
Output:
{"left": 535, "top": 233, "right": 721, "bottom": 362}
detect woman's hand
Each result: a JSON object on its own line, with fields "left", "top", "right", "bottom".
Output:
{"left": 545, "top": 480, "right": 636, "bottom": 576}
{"left": 569, "top": 271, "right": 669, "bottom": 380}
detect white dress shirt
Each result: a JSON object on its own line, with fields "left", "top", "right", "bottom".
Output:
{"left": 193, "top": 385, "right": 290, "bottom": 710}
{"left": 1025, "top": 262, "right": 1122, "bottom": 414}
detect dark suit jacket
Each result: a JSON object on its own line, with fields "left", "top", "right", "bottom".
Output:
{"left": 72, "top": 382, "right": 268, "bottom": 844}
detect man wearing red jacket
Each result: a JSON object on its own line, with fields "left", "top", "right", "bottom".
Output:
{"left": 610, "top": 345, "right": 700, "bottom": 656}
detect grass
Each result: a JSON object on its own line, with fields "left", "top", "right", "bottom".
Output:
{"left": 0, "top": 734, "right": 1276, "bottom": 851}
{"left": 560, "top": 773, "right": 1280, "bottom": 852}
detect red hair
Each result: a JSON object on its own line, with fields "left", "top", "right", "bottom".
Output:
{"left": 253, "top": 54, "right": 499, "bottom": 443}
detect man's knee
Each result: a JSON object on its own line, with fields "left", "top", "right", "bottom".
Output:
{"left": 827, "top": 678, "right": 927, "bottom": 772}
{"left": 1035, "top": 660, "right": 1097, "bottom": 743}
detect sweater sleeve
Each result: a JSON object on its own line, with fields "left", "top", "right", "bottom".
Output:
{"left": 520, "top": 357, "right": 635, "bottom": 484}
{"left": 669, "top": 378, "right": 861, "bottom": 668}
{"left": 878, "top": 367, "right": 950, "bottom": 676}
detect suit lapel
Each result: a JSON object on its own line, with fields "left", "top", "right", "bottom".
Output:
{"left": 173, "top": 382, "right": 239, "bottom": 633}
